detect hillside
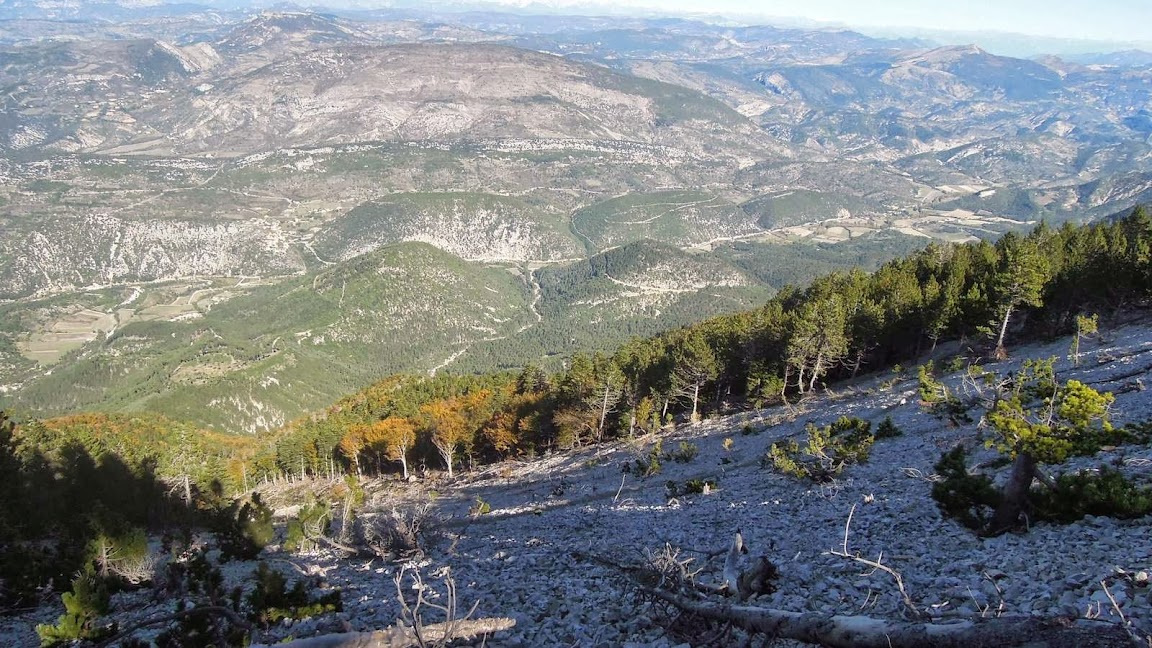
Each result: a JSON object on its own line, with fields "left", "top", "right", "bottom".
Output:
{"left": 291, "top": 322, "right": 1152, "bottom": 646}
{"left": 3, "top": 319, "right": 1150, "bottom": 646}
{"left": 4, "top": 8, "right": 1152, "bottom": 447}
{"left": 3, "top": 243, "right": 536, "bottom": 432}
{"left": 3, "top": 204, "right": 1152, "bottom": 647}
{"left": 312, "top": 192, "right": 583, "bottom": 263}
{"left": 0, "top": 241, "right": 774, "bottom": 432}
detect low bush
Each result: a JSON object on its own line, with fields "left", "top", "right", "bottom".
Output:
{"left": 665, "top": 478, "right": 717, "bottom": 497}
{"left": 624, "top": 439, "right": 664, "bottom": 477}
{"left": 918, "top": 362, "right": 972, "bottom": 424}
{"left": 154, "top": 549, "right": 246, "bottom": 648}
{"left": 36, "top": 570, "right": 111, "bottom": 646}
{"left": 875, "top": 416, "right": 902, "bottom": 439}
{"left": 932, "top": 452, "right": 1152, "bottom": 531}
{"left": 930, "top": 446, "right": 1000, "bottom": 531}
{"left": 89, "top": 527, "right": 156, "bottom": 586}
{"left": 469, "top": 496, "right": 492, "bottom": 516}
{"left": 1032, "top": 468, "right": 1152, "bottom": 523}
{"left": 216, "top": 493, "right": 274, "bottom": 561}
{"left": 670, "top": 441, "right": 699, "bottom": 464}
{"left": 766, "top": 417, "right": 874, "bottom": 483}
{"left": 247, "top": 563, "right": 341, "bottom": 627}
{"left": 284, "top": 498, "right": 332, "bottom": 553}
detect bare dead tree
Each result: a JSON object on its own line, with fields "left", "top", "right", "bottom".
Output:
{"left": 588, "top": 530, "right": 1136, "bottom": 648}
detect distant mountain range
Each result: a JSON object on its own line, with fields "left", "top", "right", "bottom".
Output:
{"left": 1, "top": 7, "right": 1151, "bottom": 433}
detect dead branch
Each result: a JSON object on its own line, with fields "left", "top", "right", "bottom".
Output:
{"left": 96, "top": 605, "right": 253, "bottom": 648}
{"left": 248, "top": 617, "right": 517, "bottom": 648}
{"left": 637, "top": 584, "right": 1134, "bottom": 648}
{"left": 827, "top": 504, "right": 924, "bottom": 619}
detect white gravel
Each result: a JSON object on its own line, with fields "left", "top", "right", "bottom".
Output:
{"left": 5, "top": 322, "right": 1151, "bottom": 646}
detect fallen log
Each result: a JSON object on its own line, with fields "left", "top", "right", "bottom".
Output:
{"left": 249, "top": 617, "right": 516, "bottom": 648}
{"left": 642, "top": 585, "right": 1135, "bottom": 648}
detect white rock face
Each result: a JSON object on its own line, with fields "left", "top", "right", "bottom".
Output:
{"left": 0, "top": 214, "right": 305, "bottom": 297}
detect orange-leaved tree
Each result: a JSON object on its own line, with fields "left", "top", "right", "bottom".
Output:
{"left": 364, "top": 417, "right": 417, "bottom": 480}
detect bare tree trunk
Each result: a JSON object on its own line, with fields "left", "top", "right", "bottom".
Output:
{"left": 434, "top": 442, "right": 454, "bottom": 479}
{"left": 598, "top": 378, "right": 612, "bottom": 437}
{"left": 988, "top": 451, "right": 1037, "bottom": 535}
{"left": 691, "top": 382, "right": 701, "bottom": 423}
{"left": 808, "top": 351, "right": 824, "bottom": 393}
{"left": 250, "top": 617, "right": 516, "bottom": 648}
{"left": 995, "top": 304, "right": 1014, "bottom": 358}
{"left": 639, "top": 585, "right": 1131, "bottom": 648}
{"left": 398, "top": 450, "right": 409, "bottom": 480}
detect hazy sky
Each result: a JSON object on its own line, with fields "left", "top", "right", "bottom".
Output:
{"left": 549, "top": 0, "right": 1152, "bottom": 43}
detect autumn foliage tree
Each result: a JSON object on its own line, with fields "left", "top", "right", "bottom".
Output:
{"left": 365, "top": 417, "right": 417, "bottom": 479}
{"left": 420, "top": 390, "right": 493, "bottom": 478}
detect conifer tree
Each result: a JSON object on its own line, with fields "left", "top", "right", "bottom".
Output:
{"left": 984, "top": 359, "right": 1115, "bottom": 534}
{"left": 988, "top": 232, "right": 1049, "bottom": 357}
{"left": 669, "top": 329, "right": 719, "bottom": 423}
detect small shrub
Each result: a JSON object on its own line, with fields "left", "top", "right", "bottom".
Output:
{"left": 336, "top": 474, "right": 365, "bottom": 545}
{"left": 683, "top": 478, "right": 717, "bottom": 495}
{"left": 942, "top": 355, "right": 968, "bottom": 374}
{"left": 665, "top": 478, "right": 717, "bottom": 497}
{"left": 626, "top": 440, "right": 664, "bottom": 477}
{"left": 918, "top": 362, "right": 944, "bottom": 402}
{"left": 89, "top": 527, "right": 156, "bottom": 587}
{"left": 875, "top": 416, "right": 902, "bottom": 439}
{"left": 36, "top": 570, "right": 111, "bottom": 646}
{"left": 217, "top": 493, "right": 274, "bottom": 561}
{"left": 469, "top": 496, "right": 492, "bottom": 517}
{"left": 153, "top": 549, "right": 246, "bottom": 648}
{"left": 247, "top": 563, "right": 341, "bottom": 627}
{"left": 930, "top": 446, "right": 1000, "bottom": 530}
{"left": 766, "top": 417, "right": 874, "bottom": 483}
{"left": 1032, "top": 468, "right": 1152, "bottom": 523}
{"left": 722, "top": 437, "right": 735, "bottom": 451}
{"left": 918, "top": 363, "right": 972, "bottom": 424}
{"left": 671, "top": 441, "right": 699, "bottom": 464}
{"left": 284, "top": 498, "right": 332, "bottom": 553}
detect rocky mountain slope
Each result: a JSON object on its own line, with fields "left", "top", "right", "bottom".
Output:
{"left": 5, "top": 318, "right": 1150, "bottom": 647}
{"left": 4, "top": 8, "right": 1152, "bottom": 435}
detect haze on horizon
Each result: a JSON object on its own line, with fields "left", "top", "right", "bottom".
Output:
{"left": 419, "top": 0, "right": 1152, "bottom": 47}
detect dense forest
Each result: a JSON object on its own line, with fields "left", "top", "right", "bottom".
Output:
{"left": 2, "top": 206, "right": 1151, "bottom": 609}
{"left": 261, "top": 206, "right": 1152, "bottom": 484}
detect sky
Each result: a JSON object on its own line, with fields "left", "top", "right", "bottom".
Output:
{"left": 482, "top": 0, "right": 1152, "bottom": 45}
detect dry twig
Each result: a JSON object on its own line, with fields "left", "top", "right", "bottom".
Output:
{"left": 827, "top": 504, "right": 924, "bottom": 620}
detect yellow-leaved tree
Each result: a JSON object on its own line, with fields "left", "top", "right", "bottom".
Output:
{"left": 365, "top": 417, "right": 417, "bottom": 480}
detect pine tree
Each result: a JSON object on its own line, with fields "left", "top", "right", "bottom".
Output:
{"left": 988, "top": 232, "right": 1049, "bottom": 357}
{"left": 984, "top": 359, "right": 1115, "bottom": 534}
{"left": 669, "top": 329, "right": 719, "bottom": 423}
